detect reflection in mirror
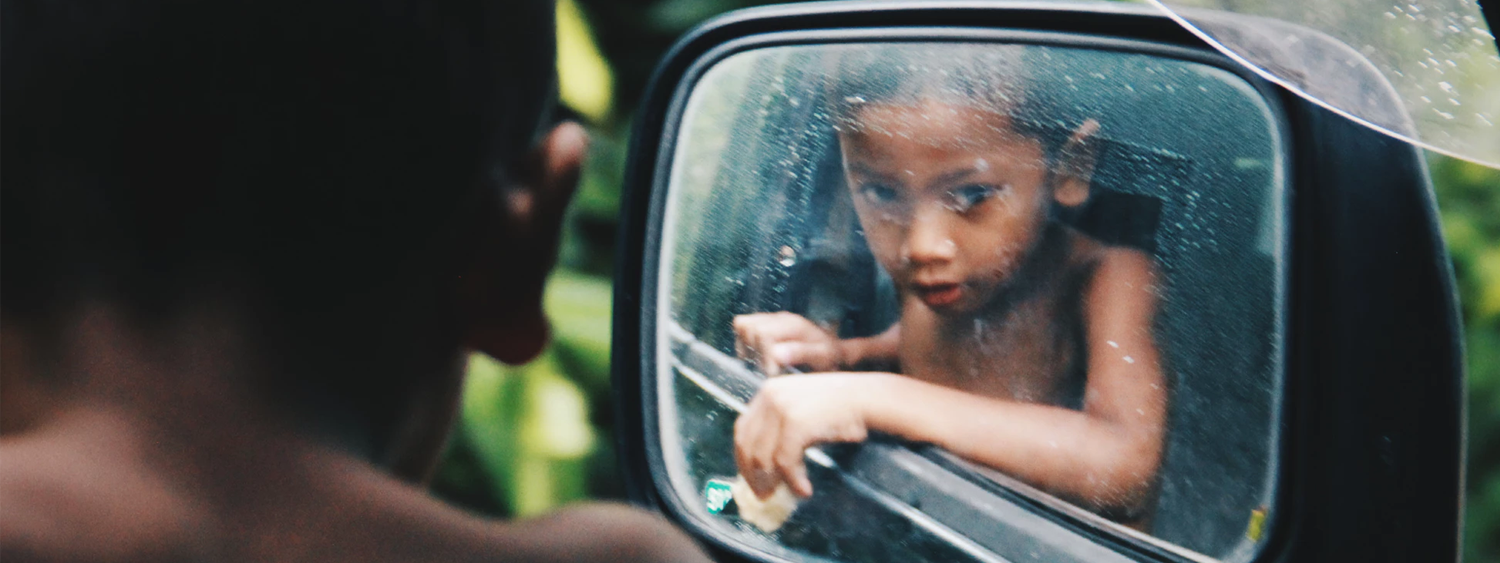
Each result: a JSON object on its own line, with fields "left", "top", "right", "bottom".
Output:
{"left": 655, "top": 41, "right": 1284, "bottom": 563}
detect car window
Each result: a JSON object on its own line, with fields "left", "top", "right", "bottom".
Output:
{"left": 652, "top": 41, "right": 1286, "bottom": 562}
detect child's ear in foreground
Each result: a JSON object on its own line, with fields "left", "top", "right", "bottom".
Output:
{"left": 460, "top": 122, "right": 589, "bottom": 365}
{"left": 1053, "top": 119, "right": 1101, "bottom": 208}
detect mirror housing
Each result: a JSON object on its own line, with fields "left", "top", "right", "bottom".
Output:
{"left": 611, "top": 2, "right": 1464, "bottom": 562}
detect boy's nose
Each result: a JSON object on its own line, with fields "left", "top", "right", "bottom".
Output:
{"left": 902, "top": 208, "right": 957, "bottom": 266}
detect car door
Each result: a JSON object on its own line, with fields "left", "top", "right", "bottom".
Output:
{"left": 608, "top": 2, "right": 1468, "bottom": 562}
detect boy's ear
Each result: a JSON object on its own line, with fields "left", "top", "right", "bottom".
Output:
{"left": 459, "top": 122, "right": 588, "bottom": 365}
{"left": 1054, "top": 119, "right": 1100, "bottom": 208}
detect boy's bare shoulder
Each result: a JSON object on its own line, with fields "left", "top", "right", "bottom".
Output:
{"left": 1080, "top": 244, "right": 1160, "bottom": 311}
{"left": 1059, "top": 230, "right": 1158, "bottom": 306}
{"left": 1096, "top": 245, "right": 1157, "bottom": 278}
{"left": 1, "top": 426, "right": 710, "bottom": 563}
{"left": 302, "top": 462, "right": 710, "bottom": 563}
{"left": 1061, "top": 230, "right": 1153, "bottom": 276}
{"left": 497, "top": 503, "right": 711, "bottom": 563}
{"left": 0, "top": 438, "right": 205, "bottom": 562}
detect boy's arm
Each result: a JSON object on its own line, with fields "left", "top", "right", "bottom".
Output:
{"left": 840, "top": 323, "right": 900, "bottom": 367}
{"left": 733, "top": 313, "right": 900, "bottom": 375}
{"left": 737, "top": 251, "right": 1166, "bottom": 514}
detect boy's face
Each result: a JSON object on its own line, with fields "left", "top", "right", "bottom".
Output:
{"left": 839, "top": 98, "right": 1051, "bottom": 316}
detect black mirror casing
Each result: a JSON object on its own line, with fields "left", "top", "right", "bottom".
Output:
{"left": 610, "top": 2, "right": 1465, "bottom": 562}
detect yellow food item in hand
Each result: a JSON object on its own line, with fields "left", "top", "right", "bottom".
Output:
{"left": 731, "top": 476, "right": 800, "bottom": 533}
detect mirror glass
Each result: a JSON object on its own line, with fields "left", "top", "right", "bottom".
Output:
{"left": 653, "top": 41, "right": 1285, "bottom": 563}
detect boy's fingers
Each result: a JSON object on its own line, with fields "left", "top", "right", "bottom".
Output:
{"left": 772, "top": 342, "right": 838, "bottom": 372}
{"left": 747, "top": 327, "right": 778, "bottom": 376}
{"left": 744, "top": 461, "right": 781, "bottom": 499}
{"left": 758, "top": 330, "right": 787, "bottom": 376}
{"left": 736, "top": 402, "right": 785, "bottom": 499}
{"left": 733, "top": 312, "right": 841, "bottom": 375}
{"left": 734, "top": 417, "right": 770, "bottom": 495}
{"left": 734, "top": 316, "right": 772, "bottom": 353}
{"left": 734, "top": 324, "right": 754, "bottom": 363}
{"left": 744, "top": 314, "right": 811, "bottom": 341}
{"left": 735, "top": 320, "right": 771, "bottom": 374}
{"left": 774, "top": 435, "right": 814, "bottom": 498}
{"left": 762, "top": 351, "right": 782, "bottom": 377}
{"left": 770, "top": 343, "right": 798, "bottom": 367}
{"left": 735, "top": 319, "right": 766, "bottom": 366}
{"left": 745, "top": 469, "right": 781, "bottom": 500}
{"left": 734, "top": 415, "right": 754, "bottom": 473}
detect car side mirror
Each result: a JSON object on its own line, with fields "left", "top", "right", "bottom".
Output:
{"left": 609, "top": 3, "right": 1465, "bottom": 562}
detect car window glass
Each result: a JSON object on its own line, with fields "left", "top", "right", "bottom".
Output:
{"left": 653, "top": 41, "right": 1286, "bottom": 562}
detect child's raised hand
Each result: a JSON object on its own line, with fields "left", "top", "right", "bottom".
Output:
{"left": 734, "top": 373, "right": 877, "bottom": 499}
{"left": 732, "top": 312, "right": 845, "bottom": 377}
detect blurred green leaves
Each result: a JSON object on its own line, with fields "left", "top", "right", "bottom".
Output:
{"left": 1433, "top": 154, "right": 1500, "bottom": 562}
{"left": 557, "top": 0, "right": 613, "bottom": 123}
{"left": 436, "top": 271, "right": 613, "bottom": 517}
{"left": 545, "top": 271, "right": 615, "bottom": 395}
{"left": 461, "top": 350, "right": 593, "bottom": 517}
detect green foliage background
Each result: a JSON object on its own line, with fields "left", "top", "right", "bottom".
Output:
{"left": 428, "top": 1, "right": 1500, "bottom": 560}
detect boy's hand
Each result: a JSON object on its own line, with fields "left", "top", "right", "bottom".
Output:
{"left": 734, "top": 373, "right": 875, "bottom": 499}
{"left": 732, "top": 312, "right": 845, "bottom": 376}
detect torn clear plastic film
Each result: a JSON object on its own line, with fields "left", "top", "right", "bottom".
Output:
{"left": 1148, "top": 0, "right": 1500, "bottom": 168}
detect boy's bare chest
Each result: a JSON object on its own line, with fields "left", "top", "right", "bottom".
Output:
{"left": 897, "top": 290, "right": 1085, "bottom": 405}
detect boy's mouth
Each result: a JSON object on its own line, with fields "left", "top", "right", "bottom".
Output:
{"left": 914, "top": 283, "right": 964, "bottom": 308}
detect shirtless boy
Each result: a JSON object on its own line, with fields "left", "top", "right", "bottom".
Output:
{"left": 733, "top": 46, "right": 1167, "bottom": 521}
{"left": 0, "top": 1, "right": 708, "bottom": 561}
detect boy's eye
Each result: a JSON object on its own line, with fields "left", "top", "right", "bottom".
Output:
{"left": 859, "top": 183, "right": 899, "bottom": 205}
{"left": 947, "top": 184, "right": 1000, "bottom": 211}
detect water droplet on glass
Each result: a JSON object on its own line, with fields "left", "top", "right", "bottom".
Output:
{"left": 778, "top": 245, "right": 797, "bottom": 268}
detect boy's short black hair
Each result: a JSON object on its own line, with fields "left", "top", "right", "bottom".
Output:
{"left": 827, "top": 43, "right": 1088, "bottom": 169}
{"left": 2, "top": 0, "right": 557, "bottom": 436}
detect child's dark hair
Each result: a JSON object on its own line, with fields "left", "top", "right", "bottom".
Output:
{"left": 2, "top": 0, "right": 557, "bottom": 439}
{"left": 827, "top": 43, "right": 1086, "bottom": 170}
